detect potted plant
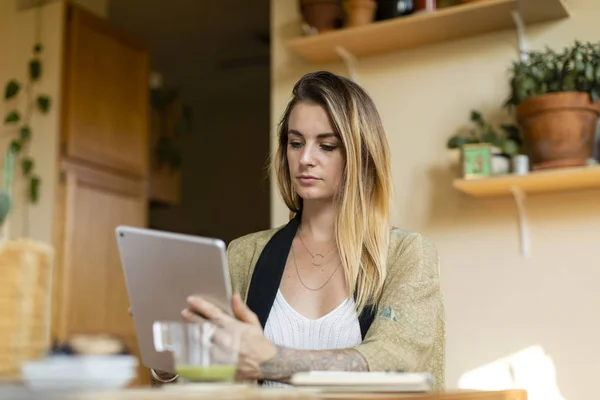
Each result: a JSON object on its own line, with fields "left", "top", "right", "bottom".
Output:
{"left": 505, "top": 40, "right": 600, "bottom": 170}
{"left": 345, "top": 0, "right": 377, "bottom": 27}
{"left": 300, "top": 0, "right": 346, "bottom": 33}
{"left": 0, "top": 40, "right": 55, "bottom": 380}
{"left": 447, "top": 110, "right": 521, "bottom": 176}
{"left": 148, "top": 82, "right": 193, "bottom": 205}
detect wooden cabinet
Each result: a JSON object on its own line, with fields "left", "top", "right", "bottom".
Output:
{"left": 51, "top": 3, "right": 150, "bottom": 386}
{"left": 52, "top": 161, "right": 148, "bottom": 384}
{"left": 61, "top": 5, "right": 149, "bottom": 177}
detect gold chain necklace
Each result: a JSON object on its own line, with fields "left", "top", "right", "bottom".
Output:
{"left": 292, "top": 245, "right": 341, "bottom": 291}
{"left": 297, "top": 230, "right": 336, "bottom": 267}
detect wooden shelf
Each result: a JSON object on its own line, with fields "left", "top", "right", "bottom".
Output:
{"left": 287, "top": 0, "right": 570, "bottom": 63}
{"left": 453, "top": 165, "right": 600, "bottom": 198}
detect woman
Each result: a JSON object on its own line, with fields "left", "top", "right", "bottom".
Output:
{"left": 153, "top": 71, "right": 445, "bottom": 388}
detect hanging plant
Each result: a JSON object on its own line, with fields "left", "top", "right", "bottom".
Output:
{"left": 1, "top": 42, "right": 52, "bottom": 225}
{"left": 150, "top": 87, "right": 193, "bottom": 173}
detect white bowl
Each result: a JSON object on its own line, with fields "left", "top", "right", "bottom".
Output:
{"left": 21, "top": 355, "right": 138, "bottom": 391}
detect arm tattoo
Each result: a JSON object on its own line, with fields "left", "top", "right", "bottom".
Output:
{"left": 259, "top": 346, "right": 368, "bottom": 383}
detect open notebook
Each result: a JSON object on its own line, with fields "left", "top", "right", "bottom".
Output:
{"left": 290, "top": 371, "right": 434, "bottom": 393}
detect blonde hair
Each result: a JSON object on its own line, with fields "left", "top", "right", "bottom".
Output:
{"left": 273, "top": 71, "right": 393, "bottom": 314}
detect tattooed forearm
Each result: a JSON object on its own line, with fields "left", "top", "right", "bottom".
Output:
{"left": 259, "top": 346, "right": 368, "bottom": 383}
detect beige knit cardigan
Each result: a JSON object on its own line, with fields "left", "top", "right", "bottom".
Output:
{"left": 226, "top": 225, "right": 446, "bottom": 390}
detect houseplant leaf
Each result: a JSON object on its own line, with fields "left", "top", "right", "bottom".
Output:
{"left": 21, "top": 158, "right": 34, "bottom": 176}
{"left": 29, "top": 175, "right": 40, "bottom": 203}
{"left": 5, "top": 111, "right": 20, "bottom": 124}
{"left": 37, "top": 95, "right": 51, "bottom": 113}
{"left": 10, "top": 139, "right": 22, "bottom": 154}
{"left": 505, "top": 41, "right": 600, "bottom": 107}
{"left": 4, "top": 80, "right": 20, "bottom": 100}
{"left": 470, "top": 110, "right": 485, "bottom": 127}
{"left": 500, "top": 124, "right": 522, "bottom": 145}
{"left": 481, "top": 127, "right": 498, "bottom": 145}
{"left": 20, "top": 125, "right": 31, "bottom": 141}
{"left": 447, "top": 136, "right": 469, "bottom": 149}
{"left": 501, "top": 138, "right": 520, "bottom": 157}
{"left": 29, "top": 59, "right": 41, "bottom": 81}
{"left": 585, "top": 63, "right": 594, "bottom": 81}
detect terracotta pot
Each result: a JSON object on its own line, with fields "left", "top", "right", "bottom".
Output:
{"left": 515, "top": 92, "right": 600, "bottom": 170}
{"left": 347, "top": 0, "right": 377, "bottom": 27}
{"left": 300, "top": 0, "right": 345, "bottom": 32}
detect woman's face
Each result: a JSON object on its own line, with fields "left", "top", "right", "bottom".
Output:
{"left": 286, "top": 102, "right": 345, "bottom": 203}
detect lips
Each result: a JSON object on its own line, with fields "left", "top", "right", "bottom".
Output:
{"left": 297, "top": 175, "right": 320, "bottom": 184}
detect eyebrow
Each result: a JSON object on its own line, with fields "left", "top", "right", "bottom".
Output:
{"left": 288, "top": 129, "right": 338, "bottom": 139}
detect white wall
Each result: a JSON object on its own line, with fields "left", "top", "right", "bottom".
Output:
{"left": 271, "top": 1, "right": 600, "bottom": 399}
{"left": 0, "top": 0, "right": 65, "bottom": 244}
{"left": 0, "top": 0, "right": 108, "bottom": 244}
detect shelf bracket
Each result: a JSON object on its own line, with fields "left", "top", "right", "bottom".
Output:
{"left": 511, "top": 9, "right": 528, "bottom": 62}
{"left": 335, "top": 46, "right": 360, "bottom": 83}
{"left": 510, "top": 186, "right": 531, "bottom": 258}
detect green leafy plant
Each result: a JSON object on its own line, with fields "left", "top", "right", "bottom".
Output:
{"left": 446, "top": 110, "right": 521, "bottom": 157}
{"left": 1, "top": 42, "right": 52, "bottom": 224}
{"left": 506, "top": 40, "right": 600, "bottom": 107}
{"left": 150, "top": 87, "right": 193, "bottom": 173}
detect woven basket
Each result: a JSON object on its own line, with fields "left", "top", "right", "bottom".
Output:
{"left": 0, "top": 239, "right": 54, "bottom": 381}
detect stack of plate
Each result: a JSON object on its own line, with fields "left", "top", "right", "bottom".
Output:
{"left": 21, "top": 355, "right": 138, "bottom": 391}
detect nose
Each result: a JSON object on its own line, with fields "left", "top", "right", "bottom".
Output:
{"left": 299, "top": 143, "right": 317, "bottom": 167}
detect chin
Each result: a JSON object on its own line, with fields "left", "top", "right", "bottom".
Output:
{"left": 295, "top": 188, "right": 332, "bottom": 202}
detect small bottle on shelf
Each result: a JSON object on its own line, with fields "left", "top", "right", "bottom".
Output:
{"left": 414, "top": 0, "right": 437, "bottom": 12}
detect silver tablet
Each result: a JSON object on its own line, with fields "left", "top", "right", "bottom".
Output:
{"left": 115, "top": 226, "right": 232, "bottom": 373}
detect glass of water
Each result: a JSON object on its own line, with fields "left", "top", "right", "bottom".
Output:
{"left": 153, "top": 321, "right": 240, "bottom": 383}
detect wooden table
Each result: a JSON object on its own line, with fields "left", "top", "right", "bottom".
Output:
{"left": 0, "top": 385, "right": 527, "bottom": 400}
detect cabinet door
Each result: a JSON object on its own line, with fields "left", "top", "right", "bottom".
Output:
{"left": 62, "top": 5, "right": 149, "bottom": 177}
{"left": 52, "top": 160, "right": 149, "bottom": 385}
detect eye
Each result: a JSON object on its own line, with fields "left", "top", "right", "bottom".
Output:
{"left": 320, "top": 144, "right": 337, "bottom": 152}
{"left": 289, "top": 141, "right": 303, "bottom": 149}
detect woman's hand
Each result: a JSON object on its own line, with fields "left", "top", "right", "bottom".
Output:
{"left": 182, "top": 293, "right": 277, "bottom": 381}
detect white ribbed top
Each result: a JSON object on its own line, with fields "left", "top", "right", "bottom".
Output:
{"left": 262, "top": 290, "right": 362, "bottom": 387}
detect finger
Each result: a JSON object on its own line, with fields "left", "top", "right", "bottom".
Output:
{"left": 181, "top": 308, "right": 204, "bottom": 322}
{"left": 232, "top": 293, "right": 261, "bottom": 327}
{"left": 186, "top": 296, "right": 230, "bottom": 323}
